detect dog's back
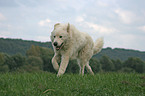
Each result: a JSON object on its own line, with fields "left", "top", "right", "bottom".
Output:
{"left": 67, "top": 24, "right": 94, "bottom": 60}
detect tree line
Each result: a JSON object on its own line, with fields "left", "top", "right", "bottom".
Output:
{"left": 1, "top": 38, "right": 145, "bottom": 61}
{"left": 0, "top": 45, "right": 145, "bottom": 73}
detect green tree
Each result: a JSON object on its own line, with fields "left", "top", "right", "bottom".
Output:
{"left": 5, "top": 55, "right": 16, "bottom": 71}
{"left": 90, "top": 58, "right": 102, "bottom": 73}
{"left": 0, "top": 53, "right": 9, "bottom": 72}
{"left": 27, "top": 56, "right": 43, "bottom": 69}
{"left": 124, "top": 57, "right": 145, "bottom": 73}
{"left": 39, "top": 47, "right": 54, "bottom": 72}
{"left": 13, "top": 53, "right": 26, "bottom": 68}
{"left": 120, "top": 67, "right": 135, "bottom": 73}
{"left": 112, "top": 59, "right": 122, "bottom": 71}
{"left": 100, "top": 55, "right": 115, "bottom": 72}
{"left": 20, "top": 56, "right": 43, "bottom": 72}
{"left": 26, "top": 45, "right": 54, "bottom": 72}
{"left": 5, "top": 53, "right": 25, "bottom": 71}
{"left": 0, "top": 53, "right": 5, "bottom": 65}
{"left": 26, "top": 45, "right": 41, "bottom": 57}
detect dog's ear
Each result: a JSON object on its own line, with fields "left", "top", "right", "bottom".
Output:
{"left": 67, "top": 23, "right": 70, "bottom": 33}
{"left": 54, "top": 23, "right": 60, "bottom": 29}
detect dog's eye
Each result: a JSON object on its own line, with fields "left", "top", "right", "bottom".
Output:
{"left": 59, "top": 36, "right": 62, "bottom": 38}
{"left": 54, "top": 36, "right": 56, "bottom": 38}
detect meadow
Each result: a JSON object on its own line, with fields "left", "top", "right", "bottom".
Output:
{"left": 0, "top": 72, "right": 145, "bottom": 96}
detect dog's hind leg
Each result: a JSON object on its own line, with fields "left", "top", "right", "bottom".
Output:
{"left": 86, "top": 62, "right": 94, "bottom": 75}
{"left": 80, "top": 64, "right": 85, "bottom": 76}
{"left": 77, "top": 59, "right": 81, "bottom": 74}
{"left": 77, "top": 59, "right": 86, "bottom": 76}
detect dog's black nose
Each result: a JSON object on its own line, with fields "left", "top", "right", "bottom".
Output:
{"left": 53, "top": 42, "right": 58, "bottom": 46}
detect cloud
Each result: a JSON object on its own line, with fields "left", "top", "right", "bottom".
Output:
{"left": 104, "top": 32, "right": 136, "bottom": 49}
{"left": 75, "top": 16, "right": 84, "bottom": 22}
{"left": 38, "top": 19, "right": 51, "bottom": 26}
{"left": 0, "top": 23, "right": 12, "bottom": 29}
{"left": 75, "top": 15, "right": 117, "bottom": 35}
{"left": 97, "top": 0, "right": 109, "bottom": 7}
{"left": 115, "top": 9, "right": 136, "bottom": 24}
{"left": 0, "top": 0, "right": 18, "bottom": 7}
{"left": 0, "top": 13, "right": 6, "bottom": 21}
{"left": 84, "top": 22, "right": 117, "bottom": 35}
{"left": 138, "top": 25, "right": 145, "bottom": 32}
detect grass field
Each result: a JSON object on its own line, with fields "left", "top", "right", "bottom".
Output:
{"left": 0, "top": 72, "right": 145, "bottom": 96}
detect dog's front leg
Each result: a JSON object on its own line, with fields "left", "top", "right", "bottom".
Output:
{"left": 57, "top": 55, "right": 69, "bottom": 77}
{"left": 52, "top": 54, "right": 60, "bottom": 71}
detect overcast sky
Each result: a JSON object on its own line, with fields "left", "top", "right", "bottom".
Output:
{"left": 0, "top": 0, "right": 145, "bottom": 51}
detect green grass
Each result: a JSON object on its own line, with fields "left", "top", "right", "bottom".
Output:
{"left": 0, "top": 72, "right": 145, "bottom": 96}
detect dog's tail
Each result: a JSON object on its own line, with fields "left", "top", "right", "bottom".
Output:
{"left": 93, "top": 37, "right": 104, "bottom": 54}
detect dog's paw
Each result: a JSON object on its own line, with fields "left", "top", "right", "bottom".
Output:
{"left": 57, "top": 73, "right": 62, "bottom": 77}
{"left": 57, "top": 71, "right": 64, "bottom": 77}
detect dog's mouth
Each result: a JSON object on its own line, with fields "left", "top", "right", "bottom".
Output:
{"left": 55, "top": 43, "right": 64, "bottom": 51}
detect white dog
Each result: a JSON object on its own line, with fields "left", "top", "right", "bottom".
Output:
{"left": 50, "top": 23, "right": 103, "bottom": 76}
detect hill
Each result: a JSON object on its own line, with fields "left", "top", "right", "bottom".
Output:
{"left": 0, "top": 38, "right": 52, "bottom": 55}
{"left": 0, "top": 38, "right": 145, "bottom": 61}
{"left": 95, "top": 47, "right": 145, "bottom": 61}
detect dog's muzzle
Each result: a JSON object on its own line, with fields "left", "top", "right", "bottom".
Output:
{"left": 53, "top": 42, "right": 64, "bottom": 51}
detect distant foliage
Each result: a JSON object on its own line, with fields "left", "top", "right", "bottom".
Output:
{"left": 0, "top": 38, "right": 145, "bottom": 73}
{"left": 19, "top": 56, "right": 43, "bottom": 72}
{"left": 26, "top": 45, "right": 54, "bottom": 72}
{"left": 94, "top": 47, "right": 145, "bottom": 61}
{"left": 0, "top": 38, "right": 145, "bottom": 61}
{"left": 90, "top": 58, "right": 102, "bottom": 73}
{"left": 0, "top": 38, "right": 52, "bottom": 55}
{"left": 119, "top": 67, "right": 135, "bottom": 73}
{"left": 5, "top": 53, "right": 26, "bottom": 72}
{"left": 0, "top": 53, "right": 9, "bottom": 72}
{"left": 123, "top": 57, "right": 145, "bottom": 73}
{"left": 100, "top": 55, "right": 115, "bottom": 72}
{"left": 112, "top": 59, "right": 122, "bottom": 71}
{"left": 0, "top": 45, "right": 145, "bottom": 73}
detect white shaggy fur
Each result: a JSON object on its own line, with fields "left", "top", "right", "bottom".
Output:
{"left": 50, "top": 23, "right": 104, "bottom": 76}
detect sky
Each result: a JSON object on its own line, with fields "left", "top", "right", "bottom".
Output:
{"left": 0, "top": 0, "right": 145, "bottom": 51}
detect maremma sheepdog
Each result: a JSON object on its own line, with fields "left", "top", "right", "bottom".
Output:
{"left": 50, "top": 23, "right": 104, "bottom": 76}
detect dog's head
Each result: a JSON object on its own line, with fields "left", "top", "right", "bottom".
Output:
{"left": 50, "top": 23, "right": 70, "bottom": 51}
